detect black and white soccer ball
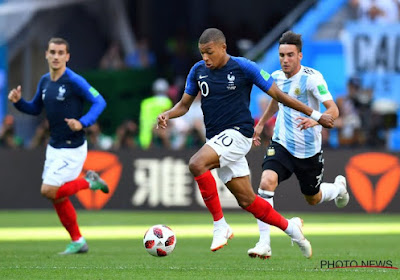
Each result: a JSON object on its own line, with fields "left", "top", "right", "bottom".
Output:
{"left": 143, "top": 224, "right": 176, "bottom": 257}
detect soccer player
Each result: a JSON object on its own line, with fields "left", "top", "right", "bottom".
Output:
{"left": 157, "top": 28, "right": 335, "bottom": 258}
{"left": 8, "top": 38, "right": 108, "bottom": 254}
{"left": 247, "top": 31, "right": 350, "bottom": 259}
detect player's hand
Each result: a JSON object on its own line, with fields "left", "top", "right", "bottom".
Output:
{"left": 252, "top": 123, "right": 263, "bottom": 146}
{"left": 8, "top": 85, "right": 22, "bottom": 103}
{"left": 296, "top": 116, "right": 319, "bottom": 130}
{"left": 65, "top": 118, "right": 83, "bottom": 131}
{"left": 157, "top": 112, "right": 169, "bottom": 129}
{"left": 318, "top": 114, "right": 335, "bottom": 128}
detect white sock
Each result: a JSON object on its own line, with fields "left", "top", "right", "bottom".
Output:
{"left": 214, "top": 216, "right": 228, "bottom": 227}
{"left": 257, "top": 189, "right": 274, "bottom": 244}
{"left": 74, "top": 237, "right": 84, "bottom": 243}
{"left": 284, "top": 219, "right": 293, "bottom": 236}
{"left": 319, "top": 182, "right": 340, "bottom": 204}
{"left": 284, "top": 219, "right": 303, "bottom": 240}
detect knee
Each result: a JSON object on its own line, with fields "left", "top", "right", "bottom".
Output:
{"left": 41, "top": 186, "right": 57, "bottom": 200}
{"left": 188, "top": 157, "right": 204, "bottom": 176}
{"left": 305, "top": 196, "right": 319, "bottom": 206}
{"left": 259, "top": 176, "right": 277, "bottom": 192}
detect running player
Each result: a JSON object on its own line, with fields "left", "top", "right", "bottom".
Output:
{"left": 8, "top": 37, "right": 108, "bottom": 254}
{"left": 248, "top": 31, "right": 349, "bottom": 259}
{"left": 157, "top": 28, "right": 335, "bottom": 258}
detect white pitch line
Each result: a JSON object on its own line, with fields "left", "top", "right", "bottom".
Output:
{"left": 0, "top": 223, "right": 399, "bottom": 241}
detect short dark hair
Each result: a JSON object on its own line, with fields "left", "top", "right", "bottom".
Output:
{"left": 48, "top": 37, "right": 70, "bottom": 53}
{"left": 199, "top": 28, "right": 226, "bottom": 45}
{"left": 279, "top": 31, "right": 302, "bottom": 52}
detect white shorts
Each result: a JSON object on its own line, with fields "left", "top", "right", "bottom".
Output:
{"left": 206, "top": 129, "right": 252, "bottom": 184}
{"left": 42, "top": 141, "right": 87, "bottom": 186}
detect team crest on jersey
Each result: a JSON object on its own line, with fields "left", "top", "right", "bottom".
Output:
{"left": 227, "top": 72, "right": 236, "bottom": 90}
{"left": 294, "top": 87, "right": 301, "bottom": 96}
{"left": 267, "top": 147, "right": 275, "bottom": 156}
{"left": 56, "top": 85, "right": 66, "bottom": 101}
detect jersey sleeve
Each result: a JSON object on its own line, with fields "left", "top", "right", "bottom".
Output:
{"left": 184, "top": 63, "right": 200, "bottom": 96}
{"left": 13, "top": 77, "right": 44, "bottom": 115}
{"left": 307, "top": 73, "right": 333, "bottom": 103}
{"left": 235, "top": 57, "right": 274, "bottom": 92}
{"left": 72, "top": 74, "right": 106, "bottom": 127}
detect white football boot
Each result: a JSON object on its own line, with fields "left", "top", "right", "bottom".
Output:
{"left": 210, "top": 224, "right": 234, "bottom": 251}
{"left": 247, "top": 242, "right": 272, "bottom": 259}
{"left": 334, "top": 175, "right": 350, "bottom": 208}
{"left": 289, "top": 217, "right": 312, "bottom": 258}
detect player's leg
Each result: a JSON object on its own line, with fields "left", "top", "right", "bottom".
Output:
{"left": 189, "top": 141, "right": 231, "bottom": 251}
{"left": 248, "top": 141, "right": 294, "bottom": 259}
{"left": 196, "top": 129, "right": 253, "bottom": 251}
{"left": 41, "top": 143, "right": 90, "bottom": 254}
{"left": 247, "top": 170, "right": 277, "bottom": 259}
{"left": 226, "top": 175, "right": 312, "bottom": 258}
{"left": 295, "top": 151, "right": 349, "bottom": 208}
{"left": 189, "top": 143, "right": 224, "bottom": 221}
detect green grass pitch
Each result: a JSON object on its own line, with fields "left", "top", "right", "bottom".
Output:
{"left": 0, "top": 210, "right": 399, "bottom": 279}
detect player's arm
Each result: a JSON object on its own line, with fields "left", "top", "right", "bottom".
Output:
{"left": 253, "top": 99, "right": 278, "bottom": 146}
{"left": 237, "top": 58, "right": 334, "bottom": 128}
{"left": 296, "top": 75, "right": 338, "bottom": 130}
{"left": 267, "top": 83, "right": 334, "bottom": 128}
{"left": 9, "top": 84, "right": 43, "bottom": 115}
{"left": 157, "top": 93, "right": 196, "bottom": 129}
{"left": 70, "top": 76, "right": 106, "bottom": 131}
{"left": 296, "top": 100, "right": 338, "bottom": 130}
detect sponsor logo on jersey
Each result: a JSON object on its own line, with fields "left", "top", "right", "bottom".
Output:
{"left": 199, "top": 75, "right": 208, "bottom": 79}
{"left": 317, "top": 84, "right": 328, "bottom": 95}
{"left": 56, "top": 85, "right": 66, "bottom": 101}
{"left": 227, "top": 72, "right": 236, "bottom": 90}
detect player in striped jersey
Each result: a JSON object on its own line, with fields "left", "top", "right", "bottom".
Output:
{"left": 157, "top": 28, "right": 336, "bottom": 258}
{"left": 8, "top": 38, "right": 108, "bottom": 254}
{"left": 248, "top": 31, "right": 350, "bottom": 259}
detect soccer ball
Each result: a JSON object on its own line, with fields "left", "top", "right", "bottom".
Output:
{"left": 143, "top": 224, "right": 176, "bottom": 257}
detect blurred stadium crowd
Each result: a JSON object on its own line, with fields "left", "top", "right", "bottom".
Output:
{"left": 1, "top": 0, "right": 399, "bottom": 151}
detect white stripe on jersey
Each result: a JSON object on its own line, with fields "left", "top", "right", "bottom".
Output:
{"left": 272, "top": 66, "right": 333, "bottom": 158}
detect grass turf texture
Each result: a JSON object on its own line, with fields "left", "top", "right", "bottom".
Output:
{"left": 0, "top": 211, "right": 399, "bottom": 280}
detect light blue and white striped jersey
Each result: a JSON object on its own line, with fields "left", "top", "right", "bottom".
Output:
{"left": 272, "top": 66, "right": 333, "bottom": 158}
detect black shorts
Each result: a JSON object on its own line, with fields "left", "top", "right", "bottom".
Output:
{"left": 262, "top": 141, "right": 324, "bottom": 196}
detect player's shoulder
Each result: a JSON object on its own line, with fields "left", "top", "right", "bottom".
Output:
{"left": 40, "top": 72, "right": 51, "bottom": 81}
{"left": 192, "top": 60, "right": 205, "bottom": 70}
{"left": 64, "top": 67, "right": 82, "bottom": 80}
{"left": 301, "top": 66, "right": 326, "bottom": 84}
{"left": 271, "top": 69, "right": 284, "bottom": 78}
{"left": 64, "top": 67, "right": 89, "bottom": 85}
{"left": 230, "top": 56, "right": 256, "bottom": 67}
{"left": 301, "top": 66, "right": 324, "bottom": 78}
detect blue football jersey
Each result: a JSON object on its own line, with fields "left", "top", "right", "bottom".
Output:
{"left": 14, "top": 67, "right": 106, "bottom": 148}
{"left": 185, "top": 56, "right": 274, "bottom": 139}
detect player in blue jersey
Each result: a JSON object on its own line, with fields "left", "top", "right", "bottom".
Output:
{"left": 8, "top": 38, "right": 108, "bottom": 254}
{"left": 157, "top": 28, "right": 335, "bottom": 257}
{"left": 247, "top": 31, "right": 350, "bottom": 259}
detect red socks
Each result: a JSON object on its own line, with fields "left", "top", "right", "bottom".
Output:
{"left": 55, "top": 178, "right": 89, "bottom": 200}
{"left": 53, "top": 198, "right": 81, "bottom": 241}
{"left": 195, "top": 170, "right": 223, "bottom": 221}
{"left": 244, "top": 195, "right": 288, "bottom": 231}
